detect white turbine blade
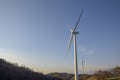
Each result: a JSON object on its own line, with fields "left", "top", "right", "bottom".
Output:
{"left": 66, "top": 32, "right": 73, "bottom": 57}
{"left": 73, "top": 9, "right": 83, "bottom": 32}
{"left": 65, "top": 24, "right": 73, "bottom": 32}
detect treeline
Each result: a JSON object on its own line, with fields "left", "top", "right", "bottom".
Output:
{"left": 0, "top": 58, "right": 120, "bottom": 80}
{"left": 0, "top": 58, "right": 62, "bottom": 80}
{"left": 47, "top": 66, "right": 120, "bottom": 80}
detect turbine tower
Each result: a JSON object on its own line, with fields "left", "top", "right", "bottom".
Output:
{"left": 66, "top": 9, "right": 83, "bottom": 80}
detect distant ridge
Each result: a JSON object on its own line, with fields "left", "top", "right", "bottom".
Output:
{"left": 47, "top": 72, "right": 73, "bottom": 80}
{"left": 47, "top": 67, "right": 120, "bottom": 80}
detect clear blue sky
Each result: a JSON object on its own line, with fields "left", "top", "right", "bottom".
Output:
{"left": 0, "top": 0, "right": 120, "bottom": 74}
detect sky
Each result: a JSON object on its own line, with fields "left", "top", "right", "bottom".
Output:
{"left": 0, "top": 0, "right": 120, "bottom": 74}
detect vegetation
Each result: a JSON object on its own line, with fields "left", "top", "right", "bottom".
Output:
{"left": 47, "top": 72, "right": 73, "bottom": 80}
{"left": 47, "top": 67, "right": 120, "bottom": 80}
{"left": 0, "top": 58, "right": 120, "bottom": 80}
{"left": 0, "top": 58, "right": 62, "bottom": 80}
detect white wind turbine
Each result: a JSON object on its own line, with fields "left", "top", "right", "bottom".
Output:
{"left": 66, "top": 9, "right": 83, "bottom": 80}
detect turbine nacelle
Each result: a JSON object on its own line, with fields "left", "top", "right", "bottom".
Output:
{"left": 70, "top": 29, "right": 79, "bottom": 35}
{"left": 72, "top": 31, "right": 79, "bottom": 35}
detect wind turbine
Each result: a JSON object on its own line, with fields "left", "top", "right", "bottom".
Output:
{"left": 66, "top": 9, "right": 83, "bottom": 80}
{"left": 82, "top": 58, "right": 84, "bottom": 74}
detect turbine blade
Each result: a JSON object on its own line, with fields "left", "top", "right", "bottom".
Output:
{"left": 65, "top": 24, "right": 73, "bottom": 32}
{"left": 73, "top": 9, "right": 83, "bottom": 31}
{"left": 66, "top": 32, "right": 73, "bottom": 58}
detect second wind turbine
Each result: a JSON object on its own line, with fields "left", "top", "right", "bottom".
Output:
{"left": 66, "top": 9, "right": 83, "bottom": 80}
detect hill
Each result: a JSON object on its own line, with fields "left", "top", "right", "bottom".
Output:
{"left": 47, "top": 73, "right": 91, "bottom": 80}
{"left": 47, "top": 67, "right": 120, "bottom": 80}
{"left": 0, "top": 58, "right": 120, "bottom": 80}
{"left": 47, "top": 72, "right": 73, "bottom": 80}
{"left": 0, "top": 58, "right": 62, "bottom": 80}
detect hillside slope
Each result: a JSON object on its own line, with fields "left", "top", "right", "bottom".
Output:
{"left": 0, "top": 58, "right": 62, "bottom": 80}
